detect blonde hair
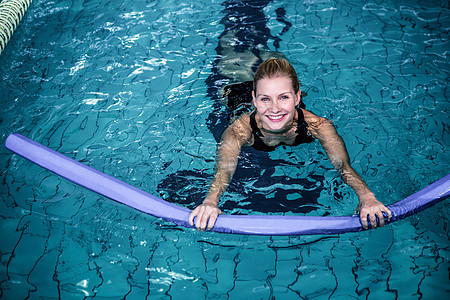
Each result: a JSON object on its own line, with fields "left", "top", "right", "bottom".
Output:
{"left": 253, "top": 57, "right": 300, "bottom": 94}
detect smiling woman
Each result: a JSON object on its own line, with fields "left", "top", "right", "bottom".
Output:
{"left": 189, "top": 57, "right": 393, "bottom": 231}
{"left": 249, "top": 76, "right": 314, "bottom": 151}
{"left": 253, "top": 76, "right": 301, "bottom": 132}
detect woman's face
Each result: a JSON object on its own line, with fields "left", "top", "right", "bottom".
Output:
{"left": 252, "top": 76, "right": 300, "bottom": 133}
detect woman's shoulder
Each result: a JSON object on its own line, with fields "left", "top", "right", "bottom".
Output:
{"left": 231, "top": 112, "right": 252, "bottom": 127}
{"left": 302, "top": 109, "right": 332, "bottom": 129}
{"left": 225, "top": 112, "right": 253, "bottom": 143}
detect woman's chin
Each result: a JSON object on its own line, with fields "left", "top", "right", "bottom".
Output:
{"left": 263, "top": 122, "right": 287, "bottom": 133}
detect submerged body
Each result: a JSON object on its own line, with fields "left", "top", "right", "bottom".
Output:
{"left": 189, "top": 58, "right": 392, "bottom": 231}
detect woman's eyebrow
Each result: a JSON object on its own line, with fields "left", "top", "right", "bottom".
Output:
{"left": 257, "top": 91, "right": 292, "bottom": 97}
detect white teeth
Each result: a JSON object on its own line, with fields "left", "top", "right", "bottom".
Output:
{"left": 269, "top": 115, "right": 283, "bottom": 120}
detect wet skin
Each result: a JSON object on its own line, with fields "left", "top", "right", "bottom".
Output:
{"left": 189, "top": 76, "right": 392, "bottom": 231}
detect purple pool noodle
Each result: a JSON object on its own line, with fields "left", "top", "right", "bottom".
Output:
{"left": 5, "top": 133, "right": 450, "bottom": 235}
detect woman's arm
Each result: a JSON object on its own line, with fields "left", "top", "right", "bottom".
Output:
{"left": 305, "top": 111, "right": 392, "bottom": 229}
{"left": 189, "top": 115, "right": 252, "bottom": 230}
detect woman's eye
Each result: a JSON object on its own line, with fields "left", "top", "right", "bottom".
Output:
{"left": 281, "top": 95, "right": 289, "bottom": 100}
{"left": 260, "top": 97, "right": 270, "bottom": 101}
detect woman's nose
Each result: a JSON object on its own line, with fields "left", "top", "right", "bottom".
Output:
{"left": 270, "top": 100, "right": 281, "bottom": 112}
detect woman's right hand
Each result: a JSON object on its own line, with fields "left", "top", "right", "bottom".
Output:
{"left": 188, "top": 202, "right": 222, "bottom": 231}
{"left": 188, "top": 115, "right": 249, "bottom": 232}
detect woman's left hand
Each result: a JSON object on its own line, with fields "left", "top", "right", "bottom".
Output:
{"left": 356, "top": 193, "right": 392, "bottom": 229}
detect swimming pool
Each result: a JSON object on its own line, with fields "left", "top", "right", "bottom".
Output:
{"left": 0, "top": 0, "right": 448, "bottom": 298}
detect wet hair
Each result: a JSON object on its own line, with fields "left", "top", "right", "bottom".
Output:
{"left": 253, "top": 57, "right": 300, "bottom": 94}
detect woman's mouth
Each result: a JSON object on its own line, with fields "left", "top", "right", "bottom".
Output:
{"left": 266, "top": 114, "right": 286, "bottom": 122}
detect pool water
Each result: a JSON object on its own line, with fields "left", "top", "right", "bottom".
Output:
{"left": 0, "top": 0, "right": 448, "bottom": 298}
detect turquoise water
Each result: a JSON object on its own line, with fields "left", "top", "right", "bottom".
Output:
{"left": 0, "top": 0, "right": 448, "bottom": 298}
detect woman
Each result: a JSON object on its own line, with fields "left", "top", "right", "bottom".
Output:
{"left": 205, "top": 0, "right": 290, "bottom": 142}
{"left": 189, "top": 57, "right": 392, "bottom": 231}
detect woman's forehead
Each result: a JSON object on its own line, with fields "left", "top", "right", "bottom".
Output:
{"left": 256, "top": 76, "right": 294, "bottom": 94}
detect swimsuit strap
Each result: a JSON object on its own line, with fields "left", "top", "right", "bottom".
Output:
{"left": 249, "top": 110, "right": 263, "bottom": 138}
{"left": 294, "top": 107, "right": 314, "bottom": 144}
{"left": 249, "top": 107, "right": 313, "bottom": 152}
{"left": 249, "top": 110, "right": 277, "bottom": 152}
{"left": 296, "top": 107, "right": 305, "bottom": 131}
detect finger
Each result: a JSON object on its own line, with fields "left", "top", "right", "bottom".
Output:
{"left": 198, "top": 208, "right": 209, "bottom": 231}
{"left": 207, "top": 213, "right": 218, "bottom": 231}
{"left": 386, "top": 209, "right": 393, "bottom": 221}
{"left": 360, "top": 212, "right": 369, "bottom": 229}
{"left": 369, "top": 214, "right": 377, "bottom": 229}
{"left": 188, "top": 208, "right": 199, "bottom": 226}
{"left": 193, "top": 208, "right": 201, "bottom": 230}
{"left": 192, "top": 206, "right": 204, "bottom": 230}
{"left": 377, "top": 211, "right": 385, "bottom": 227}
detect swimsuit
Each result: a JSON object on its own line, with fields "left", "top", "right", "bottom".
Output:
{"left": 249, "top": 107, "right": 314, "bottom": 152}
